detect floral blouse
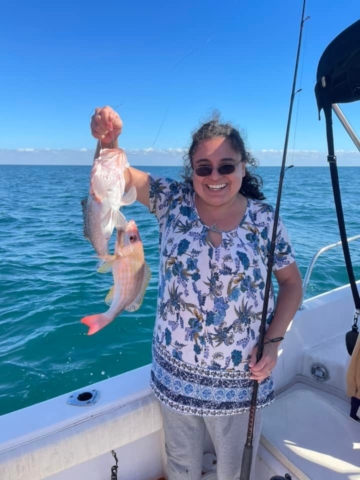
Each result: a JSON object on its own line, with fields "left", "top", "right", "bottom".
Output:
{"left": 149, "top": 176, "right": 295, "bottom": 416}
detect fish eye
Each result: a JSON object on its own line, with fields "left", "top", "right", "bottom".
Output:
{"left": 129, "top": 235, "right": 137, "bottom": 243}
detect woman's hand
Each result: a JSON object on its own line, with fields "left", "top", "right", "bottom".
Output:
{"left": 90, "top": 106, "right": 123, "bottom": 145}
{"left": 249, "top": 341, "right": 279, "bottom": 382}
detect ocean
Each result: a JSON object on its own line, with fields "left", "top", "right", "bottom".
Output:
{"left": 0, "top": 164, "right": 359, "bottom": 416}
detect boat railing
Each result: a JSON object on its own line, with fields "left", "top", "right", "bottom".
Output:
{"left": 300, "top": 234, "right": 360, "bottom": 309}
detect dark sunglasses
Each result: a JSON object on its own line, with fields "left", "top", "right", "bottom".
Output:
{"left": 194, "top": 161, "right": 241, "bottom": 177}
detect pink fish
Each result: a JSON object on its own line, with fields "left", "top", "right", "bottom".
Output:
{"left": 81, "top": 148, "right": 136, "bottom": 257}
{"left": 81, "top": 220, "right": 151, "bottom": 335}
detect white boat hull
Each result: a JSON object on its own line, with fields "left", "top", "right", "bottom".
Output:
{"left": 1, "top": 282, "right": 359, "bottom": 480}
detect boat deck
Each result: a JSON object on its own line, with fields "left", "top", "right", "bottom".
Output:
{"left": 260, "top": 378, "right": 360, "bottom": 480}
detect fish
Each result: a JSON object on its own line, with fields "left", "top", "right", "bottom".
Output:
{"left": 81, "top": 148, "right": 137, "bottom": 257}
{"left": 81, "top": 220, "right": 151, "bottom": 335}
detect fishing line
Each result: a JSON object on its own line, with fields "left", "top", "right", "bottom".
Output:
{"left": 150, "top": 35, "right": 215, "bottom": 148}
{"left": 148, "top": 0, "right": 248, "bottom": 147}
{"left": 170, "top": 36, "right": 214, "bottom": 72}
{"left": 290, "top": 15, "right": 309, "bottom": 167}
{"left": 150, "top": 35, "right": 214, "bottom": 148}
{"left": 151, "top": 108, "right": 169, "bottom": 148}
{"left": 289, "top": 90, "right": 302, "bottom": 167}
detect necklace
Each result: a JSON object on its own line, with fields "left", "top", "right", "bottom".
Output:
{"left": 195, "top": 194, "right": 238, "bottom": 234}
{"left": 208, "top": 223, "right": 226, "bottom": 234}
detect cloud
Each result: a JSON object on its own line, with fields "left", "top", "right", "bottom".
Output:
{"left": 126, "top": 147, "right": 187, "bottom": 157}
{"left": 255, "top": 149, "right": 359, "bottom": 167}
{"left": 0, "top": 148, "right": 185, "bottom": 166}
{"left": 0, "top": 148, "right": 358, "bottom": 166}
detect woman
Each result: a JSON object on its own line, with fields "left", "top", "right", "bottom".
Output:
{"left": 90, "top": 106, "right": 303, "bottom": 480}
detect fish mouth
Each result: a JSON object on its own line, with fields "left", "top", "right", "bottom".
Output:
{"left": 126, "top": 220, "right": 140, "bottom": 241}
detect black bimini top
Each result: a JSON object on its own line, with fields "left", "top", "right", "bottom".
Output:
{"left": 315, "top": 19, "right": 360, "bottom": 113}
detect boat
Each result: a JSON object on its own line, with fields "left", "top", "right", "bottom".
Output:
{"left": 1, "top": 14, "right": 359, "bottom": 480}
{"left": 0, "top": 251, "right": 359, "bottom": 480}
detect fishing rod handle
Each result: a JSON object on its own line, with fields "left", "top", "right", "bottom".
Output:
{"left": 240, "top": 444, "right": 253, "bottom": 480}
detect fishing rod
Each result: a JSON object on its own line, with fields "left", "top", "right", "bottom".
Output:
{"left": 240, "top": 1, "right": 309, "bottom": 479}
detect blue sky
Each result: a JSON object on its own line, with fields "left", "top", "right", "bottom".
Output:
{"left": 1, "top": 0, "right": 359, "bottom": 165}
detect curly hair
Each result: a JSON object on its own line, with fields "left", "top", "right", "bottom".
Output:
{"left": 182, "top": 114, "right": 265, "bottom": 200}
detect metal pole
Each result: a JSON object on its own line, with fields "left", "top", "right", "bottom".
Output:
{"left": 332, "top": 103, "right": 360, "bottom": 151}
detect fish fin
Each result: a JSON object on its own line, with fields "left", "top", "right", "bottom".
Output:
{"left": 96, "top": 259, "right": 105, "bottom": 270}
{"left": 81, "top": 313, "right": 112, "bottom": 335}
{"left": 97, "top": 262, "right": 113, "bottom": 274}
{"left": 97, "top": 255, "right": 117, "bottom": 273}
{"left": 125, "top": 262, "right": 151, "bottom": 312}
{"left": 121, "top": 186, "right": 137, "bottom": 206}
{"left": 98, "top": 254, "right": 117, "bottom": 262}
{"left": 91, "top": 174, "right": 109, "bottom": 201}
{"left": 100, "top": 209, "right": 112, "bottom": 229}
{"left": 81, "top": 197, "right": 91, "bottom": 240}
{"left": 105, "top": 285, "right": 115, "bottom": 305}
{"left": 113, "top": 210, "right": 127, "bottom": 230}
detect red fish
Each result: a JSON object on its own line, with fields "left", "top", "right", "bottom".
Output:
{"left": 81, "top": 221, "right": 151, "bottom": 335}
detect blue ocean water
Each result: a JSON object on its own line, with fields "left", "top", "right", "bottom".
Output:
{"left": 0, "top": 164, "right": 359, "bottom": 416}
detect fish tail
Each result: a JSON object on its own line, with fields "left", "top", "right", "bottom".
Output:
{"left": 80, "top": 313, "right": 112, "bottom": 335}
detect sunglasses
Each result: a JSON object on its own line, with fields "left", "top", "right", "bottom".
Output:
{"left": 194, "top": 161, "right": 241, "bottom": 177}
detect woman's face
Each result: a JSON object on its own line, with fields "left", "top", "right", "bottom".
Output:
{"left": 191, "top": 137, "right": 245, "bottom": 207}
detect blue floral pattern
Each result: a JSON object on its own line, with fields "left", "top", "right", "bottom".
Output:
{"left": 149, "top": 176, "right": 295, "bottom": 416}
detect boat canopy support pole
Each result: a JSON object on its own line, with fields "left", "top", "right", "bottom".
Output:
{"left": 323, "top": 97, "right": 360, "bottom": 309}
{"left": 332, "top": 104, "right": 360, "bottom": 151}
{"left": 315, "top": 18, "right": 360, "bottom": 355}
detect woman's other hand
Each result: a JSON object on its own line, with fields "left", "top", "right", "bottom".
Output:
{"left": 90, "top": 106, "right": 123, "bottom": 145}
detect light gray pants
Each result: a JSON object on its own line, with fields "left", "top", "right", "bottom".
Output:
{"left": 160, "top": 404, "right": 262, "bottom": 480}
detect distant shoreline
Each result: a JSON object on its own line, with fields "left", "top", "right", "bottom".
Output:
{"left": 1, "top": 149, "right": 359, "bottom": 168}
{"left": 1, "top": 164, "right": 359, "bottom": 168}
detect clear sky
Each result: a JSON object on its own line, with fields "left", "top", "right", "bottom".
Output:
{"left": 1, "top": 0, "right": 360, "bottom": 165}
